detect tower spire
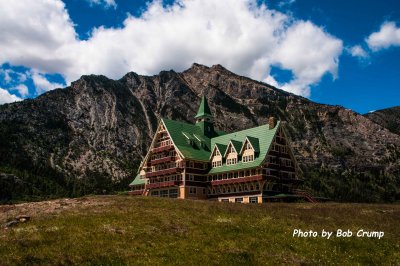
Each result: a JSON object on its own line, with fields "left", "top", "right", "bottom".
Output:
{"left": 195, "top": 96, "right": 212, "bottom": 120}
{"left": 195, "top": 95, "right": 214, "bottom": 137}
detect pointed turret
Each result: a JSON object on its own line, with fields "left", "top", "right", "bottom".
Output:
{"left": 195, "top": 96, "right": 215, "bottom": 137}
{"left": 195, "top": 96, "right": 212, "bottom": 120}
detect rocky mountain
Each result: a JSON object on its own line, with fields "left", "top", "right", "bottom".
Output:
{"left": 364, "top": 106, "right": 400, "bottom": 135}
{"left": 0, "top": 63, "right": 399, "bottom": 202}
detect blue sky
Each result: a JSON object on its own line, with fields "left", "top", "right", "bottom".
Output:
{"left": 0, "top": 0, "right": 399, "bottom": 114}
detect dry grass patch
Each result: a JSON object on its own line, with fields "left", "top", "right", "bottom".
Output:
{"left": 0, "top": 196, "right": 399, "bottom": 265}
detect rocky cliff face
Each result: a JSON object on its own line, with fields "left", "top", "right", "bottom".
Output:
{"left": 0, "top": 63, "right": 399, "bottom": 186}
{"left": 364, "top": 106, "right": 400, "bottom": 136}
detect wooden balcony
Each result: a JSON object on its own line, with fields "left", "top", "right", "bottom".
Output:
{"left": 186, "top": 168, "right": 208, "bottom": 174}
{"left": 152, "top": 145, "right": 174, "bottom": 153}
{"left": 145, "top": 167, "right": 183, "bottom": 178}
{"left": 150, "top": 156, "right": 175, "bottom": 165}
{"left": 268, "top": 151, "right": 291, "bottom": 158}
{"left": 279, "top": 177, "right": 303, "bottom": 184}
{"left": 146, "top": 181, "right": 180, "bottom": 189}
{"left": 210, "top": 174, "right": 263, "bottom": 186}
{"left": 128, "top": 190, "right": 144, "bottom": 196}
{"left": 263, "top": 175, "right": 281, "bottom": 182}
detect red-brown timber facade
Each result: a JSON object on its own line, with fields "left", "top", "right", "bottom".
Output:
{"left": 129, "top": 96, "right": 315, "bottom": 203}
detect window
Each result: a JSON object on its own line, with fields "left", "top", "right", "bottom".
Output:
{"left": 281, "top": 146, "right": 287, "bottom": 154}
{"left": 235, "top": 198, "right": 243, "bottom": 203}
{"left": 221, "top": 199, "right": 229, "bottom": 202}
{"left": 212, "top": 161, "right": 222, "bottom": 167}
{"left": 169, "top": 189, "right": 178, "bottom": 198}
{"left": 269, "top": 156, "right": 278, "bottom": 164}
{"left": 188, "top": 174, "right": 194, "bottom": 181}
{"left": 189, "top": 187, "right": 196, "bottom": 194}
{"left": 226, "top": 158, "right": 237, "bottom": 165}
{"left": 242, "top": 155, "right": 254, "bottom": 163}
{"left": 160, "top": 190, "right": 168, "bottom": 197}
{"left": 246, "top": 142, "right": 252, "bottom": 150}
{"left": 151, "top": 191, "right": 159, "bottom": 196}
{"left": 249, "top": 197, "right": 258, "bottom": 203}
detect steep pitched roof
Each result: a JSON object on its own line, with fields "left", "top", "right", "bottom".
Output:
{"left": 223, "top": 139, "right": 242, "bottom": 156}
{"left": 130, "top": 174, "right": 145, "bottom": 186}
{"left": 215, "top": 143, "right": 227, "bottom": 155}
{"left": 160, "top": 117, "right": 280, "bottom": 172}
{"left": 239, "top": 136, "right": 260, "bottom": 153}
{"left": 162, "top": 118, "right": 221, "bottom": 161}
{"left": 246, "top": 136, "right": 260, "bottom": 152}
{"left": 208, "top": 122, "right": 280, "bottom": 174}
{"left": 195, "top": 96, "right": 212, "bottom": 119}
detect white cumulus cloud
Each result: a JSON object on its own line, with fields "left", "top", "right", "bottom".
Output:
{"left": 366, "top": 21, "right": 400, "bottom": 51}
{"left": 271, "top": 21, "right": 342, "bottom": 96}
{"left": 0, "top": 0, "right": 76, "bottom": 74}
{"left": 0, "top": 88, "right": 22, "bottom": 104}
{"left": 85, "top": 0, "right": 117, "bottom": 9}
{"left": 0, "top": 0, "right": 344, "bottom": 97}
{"left": 31, "top": 71, "right": 65, "bottom": 94}
{"left": 11, "top": 84, "right": 29, "bottom": 97}
{"left": 348, "top": 45, "right": 368, "bottom": 58}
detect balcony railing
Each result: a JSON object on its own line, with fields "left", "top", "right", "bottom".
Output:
{"left": 150, "top": 156, "right": 175, "bottom": 165}
{"left": 152, "top": 145, "right": 174, "bottom": 153}
{"left": 146, "top": 181, "right": 180, "bottom": 189}
{"left": 145, "top": 167, "right": 183, "bottom": 178}
{"left": 128, "top": 190, "right": 144, "bottom": 196}
{"left": 210, "top": 174, "right": 263, "bottom": 186}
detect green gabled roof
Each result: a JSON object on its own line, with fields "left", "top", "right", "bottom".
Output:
{"left": 208, "top": 121, "right": 280, "bottom": 174}
{"left": 194, "top": 96, "right": 212, "bottom": 119}
{"left": 224, "top": 139, "right": 242, "bottom": 156}
{"left": 246, "top": 136, "right": 260, "bottom": 152}
{"left": 130, "top": 174, "right": 145, "bottom": 186}
{"left": 215, "top": 143, "right": 227, "bottom": 155}
{"left": 162, "top": 118, "right": 216, "bottom": 161}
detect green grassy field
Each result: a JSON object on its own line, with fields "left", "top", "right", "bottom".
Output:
{"left": 0, "top": 196, "right": 399, "bottom": 265}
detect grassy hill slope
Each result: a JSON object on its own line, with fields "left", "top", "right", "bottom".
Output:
{"left": 1, "top": 196, "right": 399, "bottom": 265}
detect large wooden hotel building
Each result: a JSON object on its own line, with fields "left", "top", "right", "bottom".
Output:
{"left": 129, "top": 96, "right": 311, "bottom": 203}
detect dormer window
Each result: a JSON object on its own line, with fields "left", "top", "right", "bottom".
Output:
{"left": 240, "top": 138, "right": 257, "bottom": 163}
{"left": 246, "top": 142, "right": 252, "bottom": 150}
{"left": 242, "top": 155, "right": 254, "bottom": 163}
{"left": 226, "top": 158, "right": 237, "bottom": 165}
{"left": 211, "top": 145, "right": 223, "bottom": 168}
{"left": 212, "top": 161, "right": 222, "bottom": 167}
{"left": 224, "top": 140, "right": 240, "bottom": 166}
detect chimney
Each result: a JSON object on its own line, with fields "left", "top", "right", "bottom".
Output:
{"left": 268, "top": 117, "right": 276, "bottom": 129}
